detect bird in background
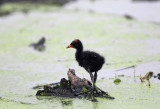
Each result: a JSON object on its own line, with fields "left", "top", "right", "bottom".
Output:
{"left": 29, "top": 37, "right": 46, "bottom": 52}
{"left": 66, "top": 39, "right": 105, "bottom": 101}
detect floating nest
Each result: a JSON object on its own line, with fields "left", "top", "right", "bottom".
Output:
{"left": 34, "top": 69, "right": 114, "bottom": 101}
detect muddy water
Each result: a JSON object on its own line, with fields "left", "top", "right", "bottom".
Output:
{"left": 0, "top": 10, "right": 160, "bottom": 108}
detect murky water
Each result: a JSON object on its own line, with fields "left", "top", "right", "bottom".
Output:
{"left": 65, "top": 0, "right": 160, "bottom": 23}
{"left": 0, "top": 9, "right": 160, "bottom": 108}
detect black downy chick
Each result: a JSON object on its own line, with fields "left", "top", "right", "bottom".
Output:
{"left": 66, "top": 39, "right": 105, "bottom": 101}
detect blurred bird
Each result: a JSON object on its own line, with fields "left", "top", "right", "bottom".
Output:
{"left": 29, "top": 37, "right": 46, "bottom": 52}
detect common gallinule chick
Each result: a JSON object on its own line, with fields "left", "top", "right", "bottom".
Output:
{"left": 66, "top": 39, "right": 105, "bottom": 100}
{"left": 29, "top": 37, "right": 46, "bottom": 51}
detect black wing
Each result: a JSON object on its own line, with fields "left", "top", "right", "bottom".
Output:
{"left": 81, "top": 51, "right": 105, "bottom": 71}
{"left": 82, "top": 51, "right": 99, "bottom": 62}
{"left": 81, "top": 51, "right": 101, "bottom": 67}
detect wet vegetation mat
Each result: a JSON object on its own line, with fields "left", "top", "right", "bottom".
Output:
{"left": 34, "top": 69, "right": 114, "bottom": 102}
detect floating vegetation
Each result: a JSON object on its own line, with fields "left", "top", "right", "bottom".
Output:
{"left": 35, "top": 69, "right": 114, "bottom": 102}
{"left": 114, "top": 78, "right": 121, "bottom": 85}
{"left": 118, "top": 75, "right": 125, "bottom": 77}
{"left": 140, "top": 72, "right": 153, "bottom": 86}
{"left": 153, "top": 73, "right": 160, "bottom": 80}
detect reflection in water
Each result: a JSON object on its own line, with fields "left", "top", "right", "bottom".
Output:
{"left": 92, "top": 102, "right": 99, "bottom": 109}
{"left": 36, "top": 96, "right": 73, "bottom": 107}
{"left": 36, "top": 96, "right": 53, "bottom": 101}
{"left": 59, "top": 98, "right": 73, "bottom": 107}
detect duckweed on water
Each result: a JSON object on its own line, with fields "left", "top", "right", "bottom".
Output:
{"left": 114, "top": 78, "right": 121, "bottom": 85}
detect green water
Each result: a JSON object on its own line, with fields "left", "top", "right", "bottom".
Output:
{"left": 0, "top": 5, "right": 160, "bottom": 108}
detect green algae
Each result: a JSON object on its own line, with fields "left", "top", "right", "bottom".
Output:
{"left": 114, "top": 78, "right": 121, "bottom": 85}
{"left": 82, "top": 85, "right": 88, "bottom": 92}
